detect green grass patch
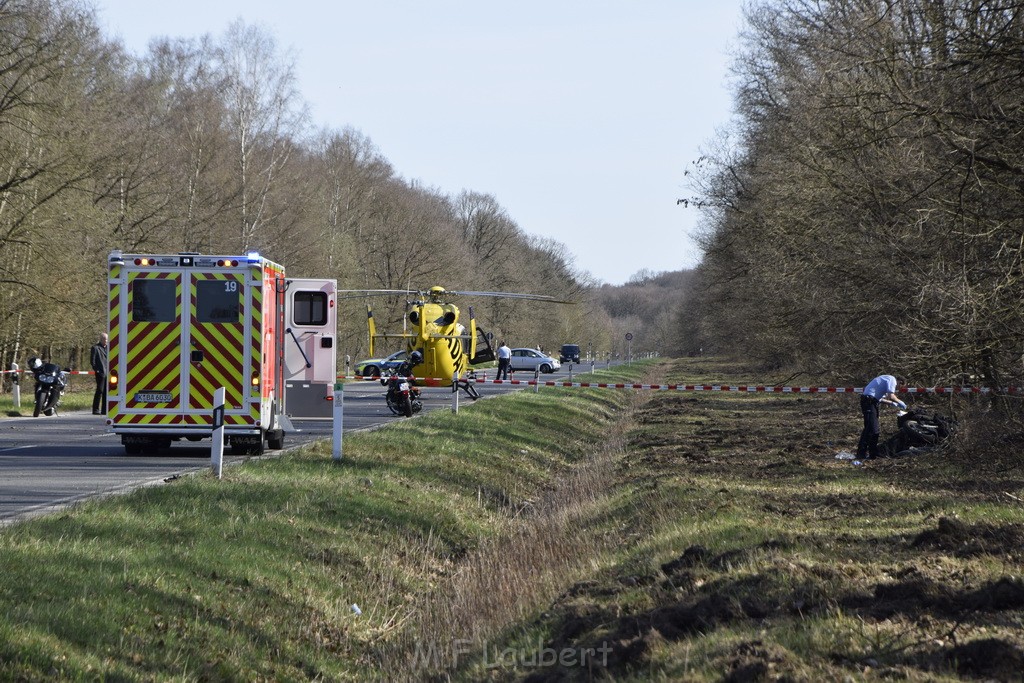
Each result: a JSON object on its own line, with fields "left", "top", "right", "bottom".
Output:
{"left": 0, "top": 366, "right": 651, "bottom": 681}
{"left": 3, "top": 357, "right": 1022, "bottom": 681}
{"left": 0, "top": 382, "right": 93, "bottom": 417}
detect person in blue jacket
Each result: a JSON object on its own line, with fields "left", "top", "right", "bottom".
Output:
{"left": 857, "top": 374, "right": 907, "bottom": 459}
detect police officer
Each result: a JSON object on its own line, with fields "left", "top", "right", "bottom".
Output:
{"left": 857, "top": 374, "right": 906, "bottom": 460}
{"left": 496, "top": 341, "right": 511, "bottom": 380}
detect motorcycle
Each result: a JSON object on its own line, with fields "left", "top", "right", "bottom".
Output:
{"left": 27, "top": 357, "right": 68, "bottom": 417}
{"left": 381, "top": 367, "right": 422, "bottom": 417}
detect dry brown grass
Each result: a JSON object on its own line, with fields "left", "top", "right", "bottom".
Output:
{"left": 375, "top": 381, "right": 651, "bottom": 679}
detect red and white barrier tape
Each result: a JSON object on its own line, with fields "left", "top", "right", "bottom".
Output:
{"left": 2, "top": 367, "right": 1009, "bottom": 395}
{"left": 337, "top": 375, "right": 1018, "bottom": 395}
{"left": 1, "top": 369, "right": 95, "bottom": 375}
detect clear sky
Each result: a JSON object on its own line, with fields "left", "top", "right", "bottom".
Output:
{"left": 96, "top": 1, "right": 744, "bottom": 286}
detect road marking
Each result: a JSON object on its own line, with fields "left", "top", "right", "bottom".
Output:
{"left": 0, "top": 445, "right": 36, "bottom": 453}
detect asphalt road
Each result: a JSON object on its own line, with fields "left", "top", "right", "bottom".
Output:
{"left": 0, "top": 363, "right": 597, "bottom": 526}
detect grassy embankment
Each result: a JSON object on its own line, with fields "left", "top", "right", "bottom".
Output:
{"left": 1, "top": 358, "right": 1023, "bottom": 681}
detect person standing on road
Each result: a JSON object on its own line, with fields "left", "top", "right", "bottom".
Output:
{"left": 90, "top": 332, "right": 108, "bottom": 415}
{"left": 496, "top": 341, "right": 511, "bottom": 380}
{"left": 857, "top": 374, "right": 906, "bottom": 460}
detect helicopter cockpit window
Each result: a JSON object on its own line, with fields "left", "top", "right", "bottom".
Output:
{"left": 131, "top": 279, "right": 176, "bottom": 323}
{"left": 292, "top": 291, "right": 328, "bottom": 326}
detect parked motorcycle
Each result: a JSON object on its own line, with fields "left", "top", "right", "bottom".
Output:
{"left": 27, "top": 357, "right": 68, "bottom": 417}
{"left": 379, "top": 351, "right": 425, "bottom": 418}
{"left": 381, "top": 367, "right": 422, "bottom": 417}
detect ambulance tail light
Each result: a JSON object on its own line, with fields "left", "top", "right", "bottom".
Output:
{"left": 109, "top": 372, "right": 118, "bottom": 387}
{"left": 251, "top": 373, "right": 260, "bottom": 387}
{"left": 134, "top": 258, "right": 156, "bottom": 266}
{"left": 217, "top": 259, "right": 239, "bottom": 267}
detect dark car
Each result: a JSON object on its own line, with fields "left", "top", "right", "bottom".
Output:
{"left": 559, "top": 343, "right": 580, "bottom": 364}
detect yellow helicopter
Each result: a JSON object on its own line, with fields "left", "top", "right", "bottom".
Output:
{"left": 340, "top": 286, "right": 569, "bottom": 396}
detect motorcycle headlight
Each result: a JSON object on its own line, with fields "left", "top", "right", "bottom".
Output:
{"left": 40, "top": 375, "right": 56, "bottom": 384}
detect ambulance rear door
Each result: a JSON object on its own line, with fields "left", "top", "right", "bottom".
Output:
{"left": 114, "top": 255, "right": 250, "bottom": 433}
{"left": 185, "top": 261, "right": 250, "bottom": 423}
{"left": 283, "top": 278, "right": 337, "bottom": 419}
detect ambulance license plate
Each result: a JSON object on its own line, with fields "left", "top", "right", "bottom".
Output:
{"left": 135, "top": 391, "right": 173, "bottom": 403}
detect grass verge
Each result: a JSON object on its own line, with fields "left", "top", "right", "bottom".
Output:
{"left": 0, "top": 363, "right": 653, "bottom": 681}
{"left": 2, "top": 358, "right": 1023, "bottom": 681}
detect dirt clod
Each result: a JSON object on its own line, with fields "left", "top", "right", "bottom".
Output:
{"left": 942, "top": 638, "right": 1024, "bottom": 679}
{"left": 912, "top": 516, "right": 1024, "bottom": 557}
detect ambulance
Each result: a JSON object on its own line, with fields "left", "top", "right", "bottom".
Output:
{"left": 106, "top": 251, "right": 336, "bottom": 455}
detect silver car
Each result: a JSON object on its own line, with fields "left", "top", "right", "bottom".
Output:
{"left": 509, "top": 348, "right": 561, "bottom": 374}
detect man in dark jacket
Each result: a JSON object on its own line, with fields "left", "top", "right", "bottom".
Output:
{"left": 90, "top": 333, "right": 108, "bottom": 415}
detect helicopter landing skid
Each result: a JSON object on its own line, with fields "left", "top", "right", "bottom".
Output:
{"left": 455, "top": 378, "right": 480, "bottom": 400}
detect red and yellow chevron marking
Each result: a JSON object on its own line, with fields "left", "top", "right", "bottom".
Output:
{"left": 107, "top": 264, "right": 121, "bottom": 419}
{"left": 124, "top": 271, "right": 183, "bottom": 416}
{"left": 251, "top": 264, "right": 263, "bottom": 423}
{"left": 108, "top": 257, "right": 285, "bottom": 430}
{"left": 107, "top": 264, "right": 120, "bottom": 419}
{"left": 117, "top": 412, "right": 254, "bottom": 427}
{"left": 189, "top": 272, "right": 245, "bottom": 412}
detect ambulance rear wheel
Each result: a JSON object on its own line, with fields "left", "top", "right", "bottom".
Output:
{"left": 268, "top": 429, "right": 285, "bottom": 450}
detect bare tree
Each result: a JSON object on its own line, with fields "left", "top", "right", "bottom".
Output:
{"left": 214, "top": 19, "right": 307, "bottom": 252}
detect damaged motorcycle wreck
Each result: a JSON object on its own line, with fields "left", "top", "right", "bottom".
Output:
{"left": 879, "top": 408, "right": 956, "bottom": 458}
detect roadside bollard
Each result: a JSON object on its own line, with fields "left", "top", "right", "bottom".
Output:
{"left": 333, "top": 383, "right": 343, "bottom": 461}
{"left": 211, "top": 386, "right": 225, "bottom": 479}
{"left": 10, "top": 362, "right": 20, "bottom": 408}
{"left": 534, "top": 368, "right": 540, "bottom": 393}
{"left": 452, "top": 373, "right": 459, "bottom": 413}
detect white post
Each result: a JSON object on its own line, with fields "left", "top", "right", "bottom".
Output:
{"left": 211, "top": 387, "right": 225, "bottom": 479}
{"left": 534, "top": 369, "right": 540, "bottom": 393}
{"left": 451, "top": 373, "right": 459, "bottom": 413}
{"left": 10, "top": 362, "right": 20, "bottom": 408}
{"left": 332, "top": 383, "right": 344, "bottom": 461}
{"left": 568, "top": 363, "right": 573, "bottom": 383}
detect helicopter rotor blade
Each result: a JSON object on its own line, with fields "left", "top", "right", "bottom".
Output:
{"left": 335, "top": 289, "right": 420, "bottom": 300}
{"left": 335, "top": 287, "right": 575, "bottom": 304}
{"left": 445, "top": 290, "right": 575, "bottom": 304}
